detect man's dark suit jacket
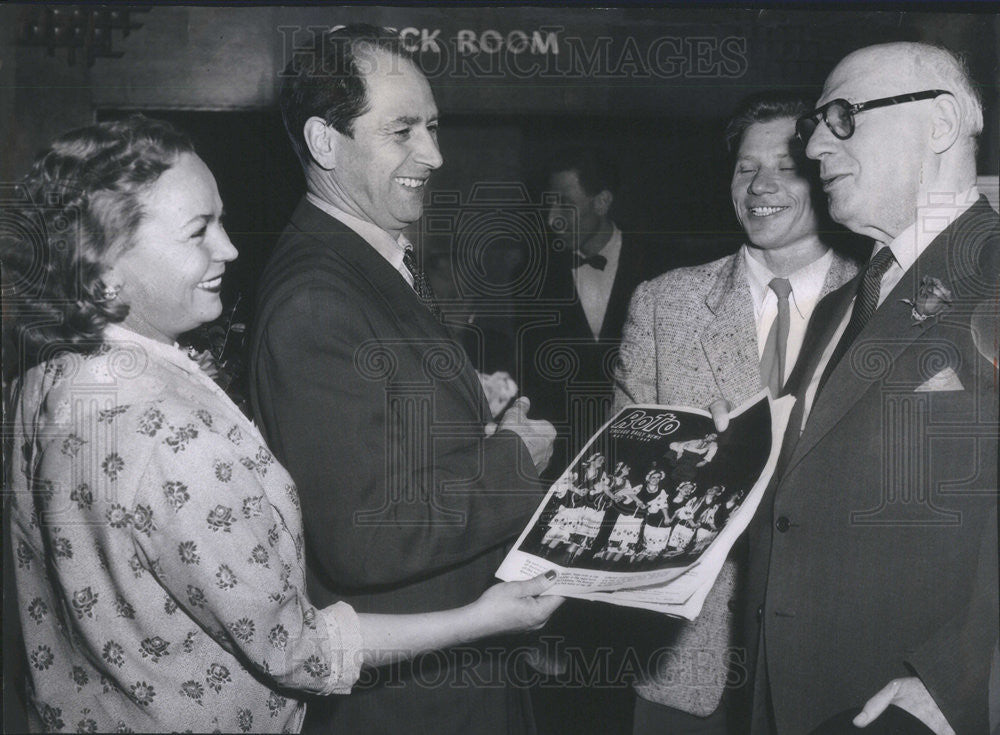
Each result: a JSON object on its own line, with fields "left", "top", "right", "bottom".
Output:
{"left": 249, "top": 199, "right": 545, "bottom": 735}
{"left": 745, "top": 197, "right": 999, "bottom": 734}
{"left": 518, "top": 233, "right": 669, "bottom": 479}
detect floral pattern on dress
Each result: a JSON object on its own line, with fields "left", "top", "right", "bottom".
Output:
{"left": 102, "top": 453, "right": 125, "bottom": 480}
{"left": 163, "top": 481, "right": 190, "bottom": 511}
{"left": 229, "top": 617, "right": 255, "bottom": 643}
{"left": 71, "top": 587, "right": 99, "bottom": 619}
{"left": 139, "top": 636, "right": 170, "bottom": 662}
{"left": 248, "top": 544, "right": 270, "bottom": 567}
{"left": 97, "top": 405, "right": 129, "bottom": 424}
{"left": 10, "top": 333, "right": 361, "bottom": 732}
{"left": 115, "top": 595, "right": 136, "bottom": 619}
{"left": 178, "top": 541, "right": 200, "bottom": 565}
{"left": 70, "top": 666, "right": 89, "bottom": 691}
{"left": 214, "top": 461, "right": 232, "bottom": 483}
{"left": 27, "top": 597, "right": 48, "bottom": 623}
{"left": 215, "top": 564, "right": 237, "bottom": 590}
{"left": 242, "top": 495, "right": 264, "bottom": 519}
{"left": 102, "top": 641, "right": 125, "bottom": 667}
{"left": 179, "top": 679, "right": 204, "bottom": 705}
{"left": 136, "top": 406, "right": 165, "bottom": 437}
{"left": 39, "top": 703, "right": 65, "bottom": 731}
{"left": 17, "top": 540, "right": 34, "bottom": 569}
{"left": 52, "top": 533, "right": 73, "bottom": 560}
{"left": 205, "top": 663, "right": 232, "bottom": 693}
{"left": 206, "top": 505, "right": 235, "bottom": 532}
{"left": 107, "top": 504, "right": 132, "bottom": 530}
{"left": 61, "top": 433, "right": 86, "bottom": 457}
{"left": 130, "top": 681, "right": 155, "bottom": 707}
{"left": 164, "top": 423, "right": 198, "bottom": 453}
{"left": 131, "top": 504, "right": 156, "bottom": 536}
{"left": 70, "top": 483, "right": 93, "bottom": 510}
{"left": 30, "top": 644, "right": 55, "bottom": 670}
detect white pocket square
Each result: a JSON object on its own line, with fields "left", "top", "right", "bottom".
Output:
{"left": 915, "top": 367, "right": 964, "bottom": 392}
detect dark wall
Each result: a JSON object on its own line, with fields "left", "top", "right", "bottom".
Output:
{"left": 3, "top": 5, "right": 998, "bottom": 179}
{"left": 89, "top": 109, "right": 746, "bottom": 312}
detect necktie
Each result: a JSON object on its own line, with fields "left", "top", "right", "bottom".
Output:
{"left": 401, "top": 246, "right": 443, "bottom": 322}
{"left": 573, "top": 253, "right": 607, "bottom": 270}
{"left": 759, "top": 277, "right": 793, "bottom": 397}
{"left": 816, "top": 247, "right": 896, "bottom": 395}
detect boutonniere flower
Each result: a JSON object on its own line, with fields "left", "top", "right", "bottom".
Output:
{"left": 179, "top": 293, "right": 251, "bottom": 415}
{"left": 185, "top": 346, "right": 222, "bottom": 379}
{"left": 901, "top": 276, "right": 953, "bottom": 325}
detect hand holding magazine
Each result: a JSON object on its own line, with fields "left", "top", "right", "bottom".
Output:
{"left": 496, "top": 392, "right": 794, "bottom": 620}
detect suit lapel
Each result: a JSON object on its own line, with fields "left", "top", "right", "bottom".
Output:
{"left": 599, "top": 236, "right": 639, "bottom": 341}
{"left": 700, "top": 253, "right": 761, "bottom": 394}
{"left": 295, "top": 201, "right": 488, "bottom": 416}
{"left": 784, "top": 200, "right": 992, "bottom": 476}
{"left": 820, "top": 252, "right": 861, "bottom": 299}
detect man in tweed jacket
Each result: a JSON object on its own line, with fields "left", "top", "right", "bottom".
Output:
{"left": 613, "top": 92, "right": 859, "bottom": 733}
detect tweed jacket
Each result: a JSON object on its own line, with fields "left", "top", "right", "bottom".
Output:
{"left": 613, "top": 247, "right": 858, "bottom": 716}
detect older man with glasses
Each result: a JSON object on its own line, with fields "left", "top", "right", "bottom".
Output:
{"left": 743, "top": 42, "right": 998, "bottom": 735}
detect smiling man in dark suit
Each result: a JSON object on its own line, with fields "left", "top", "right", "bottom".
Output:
{"left": 745, "top": 42, "right": 998, "bottom": 734}
{"left": 250, "top": 24, "right": 555, "bottom": 735}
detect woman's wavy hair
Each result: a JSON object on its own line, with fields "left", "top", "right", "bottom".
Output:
{"left": 1, "top": 115, "right": 194, "bottom": 373}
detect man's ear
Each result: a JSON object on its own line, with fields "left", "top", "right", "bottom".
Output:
{"left": 929, "top": 94, "right": 961, "bottom": 154}
{"left": 593, "top": 189, "right": 613, "bottom": 217}
{"left": 303, "top": 116, "right": 340, "bottom": 170}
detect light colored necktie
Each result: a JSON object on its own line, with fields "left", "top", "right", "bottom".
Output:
{"left": 759, "top": 277, "right": 793, "bottom": 397}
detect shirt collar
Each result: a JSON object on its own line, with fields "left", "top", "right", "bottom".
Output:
{"left": 882, "top": 186, "right": 979, "bottom": 274}
{"left": 306, "top": 192, "right": 407, "bottom": 271}
{"left": 742, "top": 244, "right": 835, "bottom": 319}
{"left": 103, "top": 322, "right": 203, "bottom": 377}
{"left": 575, "top": 224, "right": 622, "bottom": 270}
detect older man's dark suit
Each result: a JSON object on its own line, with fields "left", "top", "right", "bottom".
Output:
{"left": 250, "top": 199, "right": 544, "bottom": 735}
{"left": 746, "top": 197, "right": 999, "bottom": 734}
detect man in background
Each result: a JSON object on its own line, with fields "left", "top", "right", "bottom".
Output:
{"left": 513, "top": 149, "right": 675, "bottom": 735}
{"left": 746, "top": 42, "right": 998, "bottom": 734}
{"left": 521, "top": 147, "right": 669, "bottom": 480}
{"left": 615, "top": 91, "right": 858, "bottom": 733}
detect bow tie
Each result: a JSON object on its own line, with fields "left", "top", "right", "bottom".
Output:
{"left": 573, "top": 253, "right": 607, "bottom": 271}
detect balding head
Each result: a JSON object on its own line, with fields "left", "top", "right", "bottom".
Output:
{"left": 805, "top": 42, "right": 981, "bottom": 242}
{"left": 834, "top": 43, "right": 982, "bottom": 140}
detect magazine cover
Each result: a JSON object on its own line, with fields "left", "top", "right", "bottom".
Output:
{"left": 496, "top": 392, "right": 793, "bottom": 617}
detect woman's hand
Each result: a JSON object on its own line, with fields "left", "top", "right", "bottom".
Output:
{"left": 468, "top": 572, "right": 564, "bottom": 636}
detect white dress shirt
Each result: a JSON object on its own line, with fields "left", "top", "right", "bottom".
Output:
{"left": 800, "top": 186, "right": 980, "bottom": 427}
{"left": 743, "top": 245, "right": 836, "bottom": 376}
{"left": 306, "top": 192, "right": 414, "bottom": 288}
{"left": 574, "top": 225, "right": 622, "bottom": 339}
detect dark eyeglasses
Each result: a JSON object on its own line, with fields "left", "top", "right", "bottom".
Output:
{"left": 796, "top": 89, "right": 951, "bottom": 145}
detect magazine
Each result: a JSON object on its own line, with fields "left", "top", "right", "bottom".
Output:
{"left": 496, "top": 392, "right": 794, "bottom": 619}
